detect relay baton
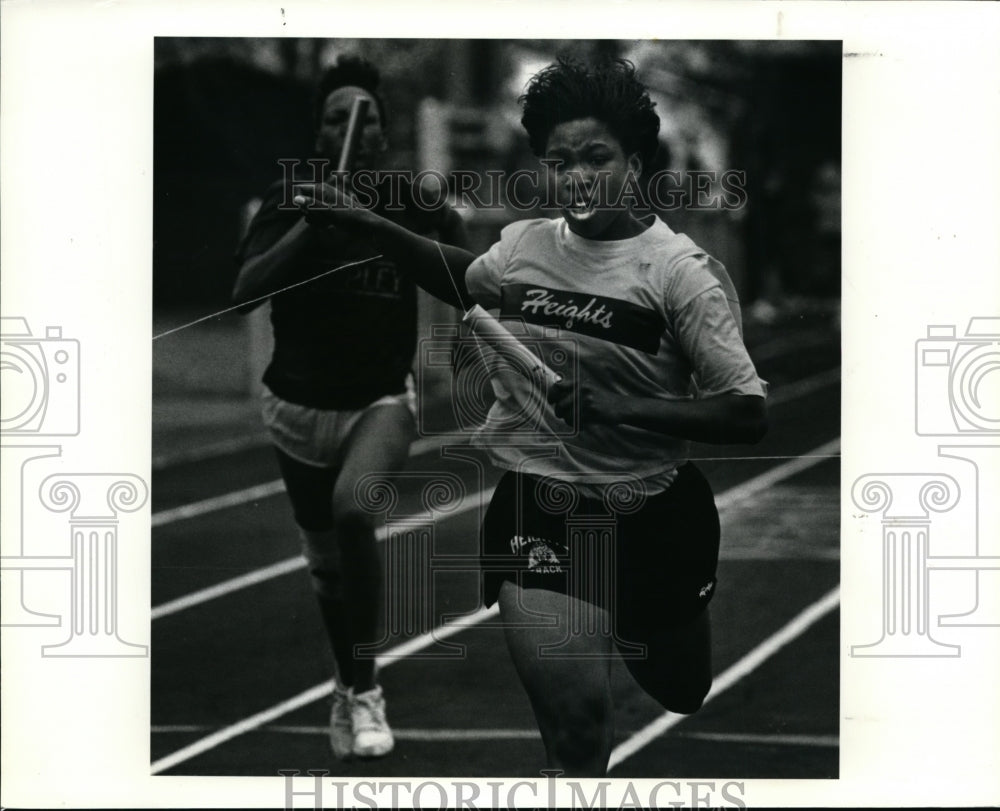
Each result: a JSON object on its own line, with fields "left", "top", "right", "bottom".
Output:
{"left": 336, "top": 96, "right": 371, "bottom": 174}
{"left": 462, "top": 304, "right": 562, "bottom": 386}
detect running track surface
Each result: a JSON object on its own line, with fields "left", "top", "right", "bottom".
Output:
{"left": 151, "top": 318, "right": 841, "bottom": 778}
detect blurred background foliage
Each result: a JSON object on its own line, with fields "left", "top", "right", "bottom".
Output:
{"left": 154, "top": 38, "right": 840, "bottom": 318}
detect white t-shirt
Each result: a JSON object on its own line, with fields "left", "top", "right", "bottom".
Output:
{"left": 464, "top": 214, "right": 766, "bottom": 496}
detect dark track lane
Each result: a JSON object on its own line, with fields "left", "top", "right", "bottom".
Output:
{"left": 151, "top": 321, "right": 842, "bottom": 777}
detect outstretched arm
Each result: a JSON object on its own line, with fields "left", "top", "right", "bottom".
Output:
{"left": 292, "top": 182, "right": 478, "bottom": 309}
{"left": 232, "top": 218, "right": 318, "bottom": 310}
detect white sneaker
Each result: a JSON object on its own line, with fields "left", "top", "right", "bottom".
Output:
{"left": 350, "top": 685, "right": 394, "bottom": 758}
{"left": 328, "top": 683, "right": 354, "bottom": 760}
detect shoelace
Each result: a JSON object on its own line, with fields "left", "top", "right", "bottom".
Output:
{"left": 353, "top": 696, "right": 385, "bottom": 729}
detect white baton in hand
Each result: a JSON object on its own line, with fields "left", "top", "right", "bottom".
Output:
{"left": 462, "top": 305, "right": 562, "bottom": 386}
{"left": 337, "top": 96, "right": 371, "bottom": 173}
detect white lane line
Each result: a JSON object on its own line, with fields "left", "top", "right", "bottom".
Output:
{"left": 607, "top": 585, "right": 841, "bottom": 772}
{"left": 151, "top": 556, "right": 305, "bottom": 621}
{"left": 150, "top": 605, "right": 499, "bottom": 774}
{"left": 151, "top": 441, "right": 840, "bottom": 772}
{"left": 674, "top": 731, "right": 838, "bottom": 748}
{"left": 151, "top": 487, "right": 493, "bottom": 621}
{"left": 150, "top": 435, "right": 465, "bottom": 528}
{"left": 713, "top": 437, "right": 840, "bottom": 512}
{"left": 152, "top": 432, "right": 270, "bottom": 472}
{"left": 723, "top": 549, "right": 839, "bottom": 561}
{"left": 149, "top": 333, "right": 836, "bottom": 473}
{"left": 152, "top": 431, "right": 463, "bottom": 472}
{"left": 152, "top": 438, "right": 839, "bottom": 621}
{"left": 151, "top": 587, "right": 841, "bottom": 775}
{"left": 152, "top": 724, "right": 541, "bottom": 741}
{"left": 151, "top": 725, "right": 835, "bottom": 747}
{"left": 151, "top": 479, "right": 287, "bottom": 528}
{"left": 150, "top": 367, "right": 840, "bottom": 529}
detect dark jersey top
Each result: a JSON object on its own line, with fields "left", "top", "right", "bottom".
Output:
{"left": 237, "top": 172, "right": 449, "bottom": 409}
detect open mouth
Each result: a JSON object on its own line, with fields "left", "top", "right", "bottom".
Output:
{"left": 563, "top": 201, "right": 597, "bottom": 221}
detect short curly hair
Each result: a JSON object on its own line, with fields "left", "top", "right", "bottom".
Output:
{"left": 313, "top": 55, "right": 388, "bottom": 130}
{"left": 519, "top": 57, "right": 660, "bottom": 172}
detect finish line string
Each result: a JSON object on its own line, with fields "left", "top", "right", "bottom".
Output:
{"left": 151, "top": 254, "right": 382, "bottom": 341}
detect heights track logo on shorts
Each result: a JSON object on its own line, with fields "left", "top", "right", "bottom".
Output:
{"left": 510, "top": 534, "right": 566, "bottom": 574}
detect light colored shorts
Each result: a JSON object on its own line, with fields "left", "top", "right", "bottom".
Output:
{"left": 261, "top": 375, "right": 416, "bottom": 468}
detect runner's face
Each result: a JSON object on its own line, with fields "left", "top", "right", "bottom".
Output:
{"left": 545, "top": 117, "right": 642, "bottom": 241}
{"left": 314, "top": 86, "right": 385, "bottom": 170}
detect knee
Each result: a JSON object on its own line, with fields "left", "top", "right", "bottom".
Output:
{"left": 330, "top": 492, "right": 377, "bottom": 534}
{"left": 299, "top": 529, "right": 344, "bottom": 600}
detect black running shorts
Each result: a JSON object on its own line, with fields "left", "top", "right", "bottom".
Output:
{"left": 481, "top": 463, "right": 721, "bottom": 630}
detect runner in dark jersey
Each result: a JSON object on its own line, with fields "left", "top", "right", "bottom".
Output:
{"left": 232, "top": 55, "right": 468, "bottom": 760}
